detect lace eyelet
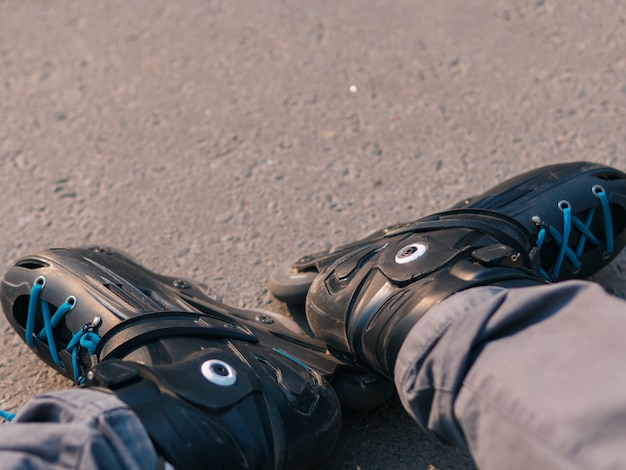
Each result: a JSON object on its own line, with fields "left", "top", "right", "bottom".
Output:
{"left": 558, "top": 200, "right": 571, "bottom": 212}
{"left": 65, "top": 295, "right": 77, "bottom": 309}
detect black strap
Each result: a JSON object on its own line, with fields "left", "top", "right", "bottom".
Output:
{"left": 384, "top": 209, "right": 539, "bottom": 268}
{"left": 97, "top": 311, "right": 258, "bottom": 360}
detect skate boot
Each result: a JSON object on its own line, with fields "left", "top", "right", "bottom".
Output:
{"left": 269, "top": 162, "right": 626, "bottom": 377}
{"left": 1, "top": 247, "right": 392, "bottom": 469}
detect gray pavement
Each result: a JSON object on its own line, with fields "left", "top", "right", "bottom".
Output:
{"left": 1, "top": 1, "right": 626, "bottom": 468}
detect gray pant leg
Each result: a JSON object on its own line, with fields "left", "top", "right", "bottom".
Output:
{"left": 0, "top": 388, "right": 158, "bottom": 470}
{"left": 395, "top": 280, "right": 626, "bottom": 470}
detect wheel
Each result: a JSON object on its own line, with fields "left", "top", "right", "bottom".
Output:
{"left": 268, "top": 261, "right": 318, "bottom": 304}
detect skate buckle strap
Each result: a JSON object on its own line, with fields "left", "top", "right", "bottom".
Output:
{"left": 24, "top": 276, "right": 101, "bottom": 384}
{"left": 534, "top": 184, "right": 614, "bottom": 281}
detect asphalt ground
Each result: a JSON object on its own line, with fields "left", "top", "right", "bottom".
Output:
{"left": 1, "top": 1, "right": 626, "bottom": 468}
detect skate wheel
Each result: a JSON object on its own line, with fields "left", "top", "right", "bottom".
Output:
{"left": 268, "top": 261, "right": 318, "bottom": 304}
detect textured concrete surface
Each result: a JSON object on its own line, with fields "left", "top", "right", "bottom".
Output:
{"left": 1, "top": 1, "right": 626, "bottom": 468}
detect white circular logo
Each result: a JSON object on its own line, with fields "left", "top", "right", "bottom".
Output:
{"left": 395, "top": 243, "right": 428, "bottom": 264}
{"left": 201, "top": 359, "right": 237, "bottom": 386}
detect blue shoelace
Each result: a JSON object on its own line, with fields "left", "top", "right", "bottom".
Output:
{"left": 1, "top": 277, "right": 102, "bottom": 423}
{"left": 24, "top": 276, "right": 101, "bottom": 383}
{"left": 0, "top": 409, "right": 16, "bottom": 423}
{"left": 535, "top": 184, "right": 614, "bottom": 281}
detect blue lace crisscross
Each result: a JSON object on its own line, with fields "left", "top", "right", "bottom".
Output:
{"left": 24, "top": 276, "right": 101, "bottom": 383}
{"left": 535, "top": 184, "right": 614, "bottom": 281}
{"left": 66, "top": 328, "right": 101, "bottom": 383}
{"left": 0, "top": 409, "right": 16, "bottom": 422}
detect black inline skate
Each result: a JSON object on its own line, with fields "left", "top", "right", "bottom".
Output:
{"left": 1, "top": 247, "right": 393, "bottom": 469}
{"left": 269, "top": 161, "right": 626, "bottom": 376}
